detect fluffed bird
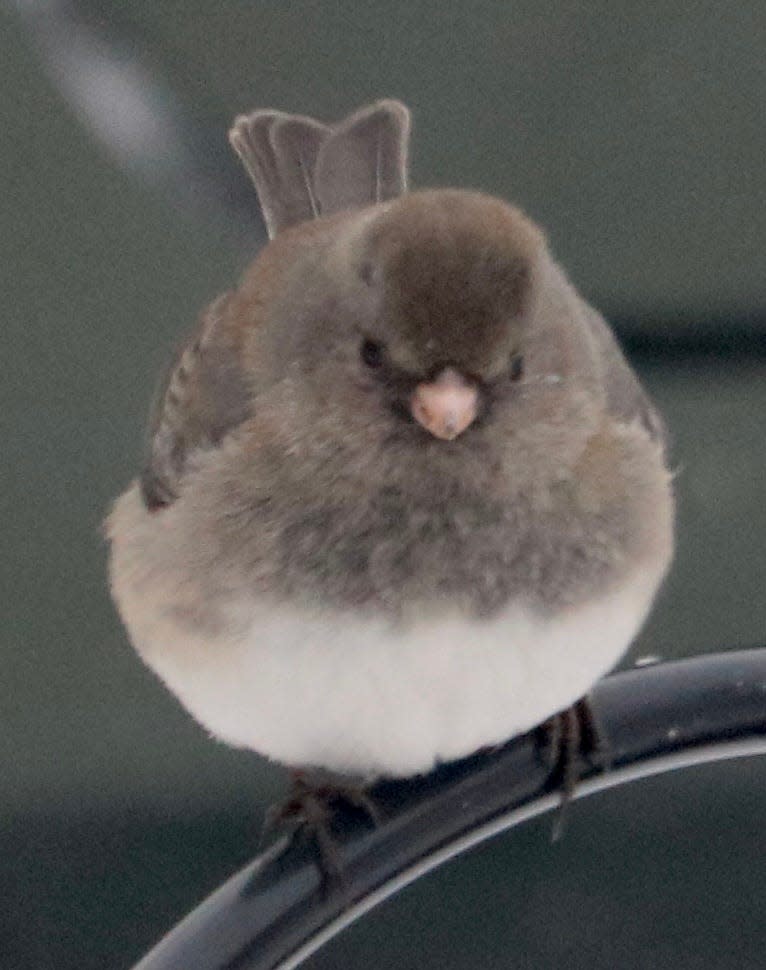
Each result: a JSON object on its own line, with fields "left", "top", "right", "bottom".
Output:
{"left": 106, "top": 100, "right": 673, "bottom": 800}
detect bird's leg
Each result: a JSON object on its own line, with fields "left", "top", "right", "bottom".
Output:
{"left": 575, "top": 696, "right": 611, "bottom": 770}
{"left": 539, "top": 695, "right": 611, "bottom": 841}
{"left": 264, "top": 769, "right": 380, "bottom": 885}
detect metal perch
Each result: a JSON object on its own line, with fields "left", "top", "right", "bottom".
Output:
{"left": 131, "top": 648, "right": 766, "bottom": 970}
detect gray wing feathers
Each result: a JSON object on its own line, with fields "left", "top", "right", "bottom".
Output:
{"left": 585, "top": 307, "right": 668, "bottom": 452}
{"left": 229, "top": 99, "right": 411, "bottom": 236}
{"left": 141, "top": 293, "right": 251, "bottom": 509}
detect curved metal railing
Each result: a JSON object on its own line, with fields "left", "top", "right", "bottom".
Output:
{"left": 129, "top": 648, "right": 766, "bottom": 970}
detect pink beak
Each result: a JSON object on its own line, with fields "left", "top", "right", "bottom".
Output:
{"left": 410, "top": 367, "right": 479, "bottom": 440}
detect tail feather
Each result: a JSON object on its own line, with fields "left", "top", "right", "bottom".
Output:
{"left": 229, "top": 110, "right": 330, "bottom": 238}
{"left": 229, "top": 100, "right": 411, "bottom": 237}
{"left": 314, "top": 99, "right": 411, "bottom": 216}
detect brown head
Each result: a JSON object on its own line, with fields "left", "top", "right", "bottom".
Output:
{"left": 242, "top": 186, "right": 585, "bottom": 461}
{"left": 348, "top": 189, "right": 545, "bottom": 439}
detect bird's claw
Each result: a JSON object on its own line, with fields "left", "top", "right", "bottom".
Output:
{"left": 264, "top": 771, "right": 380, "bottom": 887}
{"left": 539, "top": 696, "right": 611, "bottom": 841}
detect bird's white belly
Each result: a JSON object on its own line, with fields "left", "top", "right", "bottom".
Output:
{"left": 118, "top": 565, "right": 662, "bottom": 778}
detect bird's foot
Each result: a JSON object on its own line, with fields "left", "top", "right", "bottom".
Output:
{"left": 539, "top": 695, "right": 611, "bottom": 842}
{"left": 264, "top": 770, "right": 380, "bottom": 886}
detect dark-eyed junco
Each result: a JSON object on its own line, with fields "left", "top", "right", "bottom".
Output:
{"left": 106, "top": 100, "right": 673, "bottom": 786}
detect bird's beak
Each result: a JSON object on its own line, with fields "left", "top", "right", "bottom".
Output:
{"left": 410, "top": 367, "right": 479, "bottom": 440}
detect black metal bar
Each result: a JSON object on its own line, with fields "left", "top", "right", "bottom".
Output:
{"left": 131, "top": 648, "right": 766, "bottom": 970}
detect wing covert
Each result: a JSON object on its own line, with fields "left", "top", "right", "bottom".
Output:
{"left": 140, "top": 292, "right": 252, "bottom": 509}
{"left": 585, "top": 307, "right": 667, "bottom": 453}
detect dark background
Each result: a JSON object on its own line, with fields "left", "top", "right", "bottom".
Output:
{"left": 3, "top": 2, "right": 765, "bottom": 968}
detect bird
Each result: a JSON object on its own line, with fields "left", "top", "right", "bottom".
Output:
{"left": 106, "top": 99, "right": 674, "bottom": 824}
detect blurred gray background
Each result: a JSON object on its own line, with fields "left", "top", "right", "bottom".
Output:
{"left": 3, "top": 2, "right": 765, "bottom": 968}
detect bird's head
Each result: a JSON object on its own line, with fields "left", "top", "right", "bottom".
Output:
{"left": 244, "top": 188, "right": 599, "bottom": 471}
{"left": 345, "top": 189, "right": 544, "bottom": 440}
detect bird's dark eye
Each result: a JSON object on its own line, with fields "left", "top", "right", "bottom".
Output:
{"left": 360, "top": 338, "right": 385, "bottom": 369}
{"left": 509, "top": 354, "right": 524, "bottom": 382}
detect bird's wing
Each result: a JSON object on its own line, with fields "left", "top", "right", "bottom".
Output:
{"left": 140, "top": 292, "right": 252, "bottom": 510}
{"left": 585, "top": 307, "right": 668, "bottom": 452}
{"left": 313, "top": 99, "right": 411, "bottom": 215}
{"left": 229, "top": 100, "right": 411, "bottom": 237}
